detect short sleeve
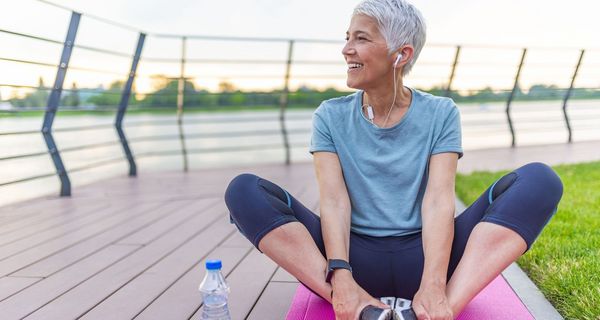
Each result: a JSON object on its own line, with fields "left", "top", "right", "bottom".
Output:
{"left": 431, "top": 106, "right": 463, "bottom": 159}
{"left": 309, "top": 111, "right": 337, "bottom": 154}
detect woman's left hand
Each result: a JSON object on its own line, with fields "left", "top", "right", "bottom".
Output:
{"left": 412, "top": 284, "right": 453, "bottom": 320}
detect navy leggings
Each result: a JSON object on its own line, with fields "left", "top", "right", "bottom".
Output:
{"left": 224, "top": 162, "right": 563, "bottom": 299}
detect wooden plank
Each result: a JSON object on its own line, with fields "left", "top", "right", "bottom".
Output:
{"left": 190, "top": 249, "right": 278, "bottom": 320}
{"left": 0, "top": 200, "right": 139, "bottom": 260}
{"left": 23, "top": 203, "right": 228, "bottom": 320}
{"left": 12, "top": 199, "right": 214, "bottom": 278}
{"left": 220, "top": 229, "right": 253, "bottom": 248}
{"left": 80, "top": 218, "right": 236, "bottom": 319}
{"left": 0, "top": 244, "right": 140, "bottom": 320}
{"left": 0, "top": 201, "right": 162, "bottom": 277}
{"left": 134, "top": 246, "right": 251, "bottom": 320}
{"left": 271, "top": 267, "right": 298, "bottom": 283}
{"left": 247, "top": 282, "right": 299, "bottom": 320}
{"left": 0, "top": 162, "right": 323, "bottom": 320}
{"left": 0, "top": 203, "right": 111, "bottom": 246}
{"left": 0, "top": 276, "right": 40, "bottom": 301}
{"left": 0, "top": 198, "right": 78, "bottom": 220}
{"left": 0, "top": 202, "right": 107, "bottom": 236}
{"left": 115, "top": 199, "right": 219, "bottom": 245}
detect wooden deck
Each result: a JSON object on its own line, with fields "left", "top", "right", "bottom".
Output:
{"left": 0, "top": 162, "right": 318, "bottom": 320}
{"left": 1, "top": 140, "right": 599, "bottom": 320}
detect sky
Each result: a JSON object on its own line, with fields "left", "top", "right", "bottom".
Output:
{"left": 1, "top": 0, "right": 599, "bottom": 97}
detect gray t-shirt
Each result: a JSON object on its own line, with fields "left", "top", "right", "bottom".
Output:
{"left": 309, "top": 88, "right": 463, "bottom": 237}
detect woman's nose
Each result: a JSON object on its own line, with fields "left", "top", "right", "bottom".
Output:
{"left": 342, "top": 42, "right": 355, "bottom": 57}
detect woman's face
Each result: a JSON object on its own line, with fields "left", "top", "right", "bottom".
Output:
{"left": 342, "top": 14, "right": 393, "bottom": 90}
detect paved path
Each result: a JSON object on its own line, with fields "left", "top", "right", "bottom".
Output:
{"left": 458, "top": 140, "right": 600, "bottom": 173}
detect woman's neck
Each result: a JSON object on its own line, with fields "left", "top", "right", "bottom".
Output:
{"left": 363, "top": 80, "right": 411, "bottom": 121}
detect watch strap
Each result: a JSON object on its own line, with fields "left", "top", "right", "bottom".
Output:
{"left": 325, "top": 259, "right": 352, "bottom": 283}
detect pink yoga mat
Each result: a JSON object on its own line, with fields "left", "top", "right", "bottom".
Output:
{"left": 286, "top": 275, "right": 534, "bottom": 320}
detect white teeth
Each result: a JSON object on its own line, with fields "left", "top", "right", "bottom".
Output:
{"left": 348, "top": 63, "right": 363, "bottom": 69}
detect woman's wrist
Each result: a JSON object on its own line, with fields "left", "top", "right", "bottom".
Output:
{"left": 419, "top": 277, "right": 447, "bottom": 290}
{"left": 331, "top": 269, "right": 353, "bottom": 286}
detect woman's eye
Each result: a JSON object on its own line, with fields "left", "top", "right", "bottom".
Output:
{"left": 358, "top": 37, "right": 367, "bottom": 41}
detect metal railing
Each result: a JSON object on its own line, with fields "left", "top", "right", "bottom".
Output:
{"left": 0, "top": 0, "right": 599, "bottom": 198}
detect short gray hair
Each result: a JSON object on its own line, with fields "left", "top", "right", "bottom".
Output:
{"left": 353, "top": 0, "right": 427, "bottom": 76}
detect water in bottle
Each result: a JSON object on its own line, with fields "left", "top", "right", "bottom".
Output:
{"left": 199, "top": 259, "right": 231, "bottom": 320}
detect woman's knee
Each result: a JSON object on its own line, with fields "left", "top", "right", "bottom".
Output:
{"left": 519, "top": 162, "right": 564, "bottom": 203}
{"left": 225, "top": 173, "right": 293, "bottom": 215}
{"left": 225, "top": 173, "right": 258, "bottom": 202}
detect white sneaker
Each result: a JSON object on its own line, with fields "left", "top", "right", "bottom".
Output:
{"left": 378, "top": 297, "right": 417, "bottom": 320}
{"left": 359, "top": 305, "right": 393, "bottom": 320}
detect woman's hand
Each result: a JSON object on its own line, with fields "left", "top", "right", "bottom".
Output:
{"left": 331, "top": 270, "right": 388, "bottom": 320}
{"left": 412, "top": 283, "right": 453, "bottom": 320}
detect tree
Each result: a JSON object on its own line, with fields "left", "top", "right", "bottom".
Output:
{"left": 87, "top": 81, "right": 129, "bottom": 107}
{"left": 61, "top": 82, "right": 80, "bottom": 107}
{"left": 9, "top": 77, "right": 49, "bottom": 108}
{"left": 218, "top": 80, "right": 236, "bottom": 93}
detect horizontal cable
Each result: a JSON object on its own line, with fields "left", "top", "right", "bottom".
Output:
{"left": 73, "top": 44, "right": 132, "bottom": 58}
{"left": 128, "top": 128, "right": 311, "bottom": 144}
{"left": 59, "top": 140, "right": 120, "bottom": 153}
{"left": 185, "top": 142, "right": 309, "bottom": 154}
{"left": 0, "top": 150, "right": 47, "bottom": 161}
{"left": 68, "top": 65, "right": 128, "bottom": 76}
{"left": 149, "top": 33, "right": 341, "bottom": 44}
{"left": 0, "top": 124, "right": 114, "bottom": 136}
{"left": 0, "top": 83, "right": 51, "bottom": 90}
{"left": 0, "top": 56, "right": 57, "bottom": 68}
{"left": 53, "top": 123, "right": 114, "bottom": 133}
{"left": 123, "top": 114, "right": 312, "bottom": 128}
{"left": 181, "top": 114, "right": 311, "bottom": 124}
{"left": 0, "top": 107, "right": 119, "bottom": 113}
{"left": 0, "top": 28, "right": 62, "bottom": 45}
{"left": 0, "top": 84, "right": 123, "bottom": 94}
{"left": 0, "top": 129, "right": 40, "bottom": 136}
{"left": 135, "top": 143, "right": 284, "bottom": 158}
{"left": 124, "top": 119, "right": 178, "bottom": 127}
{"left": 68, "top": 156, "right": 125, "bottom": 173}
{"left": 0, "top": 140, "right": 121, "bottom": 162}
{"left": 0, "top": 172, "right": 56, "bottom": 187}
{"left": 34, "top": 0, "right": 142, "bottom": 33}
{"left": 140, "top": 56, "right": 181, "bottom": 63}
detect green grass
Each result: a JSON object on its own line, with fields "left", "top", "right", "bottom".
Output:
{"left": 456, "top": 161, "right": 600, "bottom": 320}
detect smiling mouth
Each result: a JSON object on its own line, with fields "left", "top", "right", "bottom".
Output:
{"left": 347, "top": 63, "right": 364, "bottom": 71}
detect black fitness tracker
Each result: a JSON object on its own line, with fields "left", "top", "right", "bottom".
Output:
{"left": 325, "top": 259, "right": 352, "bottom": 283}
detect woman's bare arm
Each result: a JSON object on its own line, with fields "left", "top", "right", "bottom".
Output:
{"left": 314, "top": 151, "right": 388, "bottom": 319}
{"left": 421, "top": 152, "right": 458, "bottom": 287}
{"left": 313, "top": 151, "right": 352, "bottom": 262}
{"left": 412, "top": 152, "right": 458, "bottom": 319}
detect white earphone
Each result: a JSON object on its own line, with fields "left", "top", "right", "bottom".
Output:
{"left": 364, "top": 52, "right": 404, "bottom": 126}
{"left": 394, "top": 53, "right": 403, "bottom": 67}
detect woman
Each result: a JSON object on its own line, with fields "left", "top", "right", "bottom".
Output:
{"left": 225, "top": 0, "right": 563, "bottom": 319}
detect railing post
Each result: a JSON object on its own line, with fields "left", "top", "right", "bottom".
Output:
{"left": 42, "top": 11, "right": 80, "bottom": 197}
{"left": 562, "top": 49, "right": 584, "bottom": 143}
{"left": 445, "top": 45, "right": 461, "bottom": 98}
{"left": 506, "top": 48, "right": 527, "bottom": 148}
{"left": 177, "top": 36, "right": 189, "bottom": 171}
{"left": 279, "top": 40, "right": 294, "bottom": 165}
{"left": 116, "top": 32, "right": 145, "bottom": 176}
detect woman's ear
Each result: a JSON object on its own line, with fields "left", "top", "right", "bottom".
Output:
{"left": 394, "top": 46, "right": 414, "bottom": 68}
{"left": 394, "top": 54, "right": 403, "bottom": 67}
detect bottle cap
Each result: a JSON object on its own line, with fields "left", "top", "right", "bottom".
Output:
{"left": 206, "top": 259, "right": 222, "bottom": 270}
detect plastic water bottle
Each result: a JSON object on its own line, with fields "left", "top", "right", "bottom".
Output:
{"left": 199, "top": 259, "right": 231, "bottom": 320}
